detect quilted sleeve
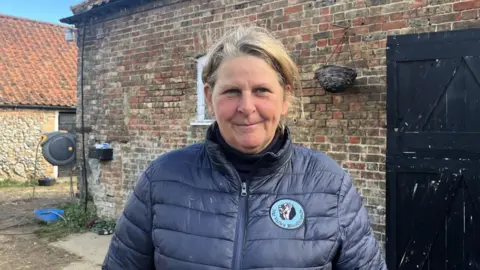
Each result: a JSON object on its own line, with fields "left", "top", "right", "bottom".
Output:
{"left": 102, "top": 171, "right": 154, "bottom": 270}
{"left": 333, "top": 172, "right": 387, "bottom": 270}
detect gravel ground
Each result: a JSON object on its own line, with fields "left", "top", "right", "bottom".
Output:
{"left": 0, "top": 182, "right": 82, "bottom": 270}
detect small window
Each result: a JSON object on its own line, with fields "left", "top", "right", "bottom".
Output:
{"left": 191, "top": 55, "right": 214, "bottom": 126}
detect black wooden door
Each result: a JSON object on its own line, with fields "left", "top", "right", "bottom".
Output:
{"left": 58, "top": 112, "right": 76, "bottom": 177}
{"left": 386, "top": 29, "right": 480, "bottom": 270}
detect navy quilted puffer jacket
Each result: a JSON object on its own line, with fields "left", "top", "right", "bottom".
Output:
{"left": 102, "top": 126, "right": 387, "bottom": 269}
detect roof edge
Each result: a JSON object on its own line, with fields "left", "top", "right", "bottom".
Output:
{"left": 60, "top": 0, "right": 147, "bottom": 25}
{"left": 70, "top": 0, "right": 115, "bottom": 15}
{"left": 0, "top": 104, "right": 76, "bottom": 111}
{"left": 0, "top": 13, "right": 76, "bottom": 29}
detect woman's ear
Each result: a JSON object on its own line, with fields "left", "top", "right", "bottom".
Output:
{"left": 204, "top": 83, "right": 215, "bottom": 117}
{"left": 281, "top": 85, "right": 292, "bottom": 116}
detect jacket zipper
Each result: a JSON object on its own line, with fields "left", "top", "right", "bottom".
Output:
{"left": 232, "top": 181, "right": 248, "bottom": 270}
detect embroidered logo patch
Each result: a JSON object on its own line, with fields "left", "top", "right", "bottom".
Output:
{"left": 270, "top": 199, "right": 305, "bottom": 230}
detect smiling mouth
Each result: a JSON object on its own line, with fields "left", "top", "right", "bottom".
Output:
{"left": 236, "top": 122, "right": 261, "bottom": 127}
{"left": 235, "top": 123, "right": 261, "bottom": 131}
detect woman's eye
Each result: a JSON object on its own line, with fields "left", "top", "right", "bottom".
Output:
{"left": 223, "top": 89, "right": 239, "bottom": 95}
{"left": 255, "top": 88, "right": 270, "bottom": 94}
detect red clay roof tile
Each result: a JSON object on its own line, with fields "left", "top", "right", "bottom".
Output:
{"left": 0, "top": 14, "right": 78, "bottom": 107}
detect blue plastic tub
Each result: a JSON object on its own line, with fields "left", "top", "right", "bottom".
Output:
{"left": 34, "top": 208, "right": 65, "bottom": 222}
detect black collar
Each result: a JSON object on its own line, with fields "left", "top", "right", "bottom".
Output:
{"left": 204, "top": 122, "right": 293, "bottom": 181}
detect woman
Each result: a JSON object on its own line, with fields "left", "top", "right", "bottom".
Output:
{"left": 102, "top": 26, "right": 387, "bottom": 269}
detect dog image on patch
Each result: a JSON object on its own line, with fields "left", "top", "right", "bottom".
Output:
{"left": 278, "top": 202, "right": 297, "bottom": 220}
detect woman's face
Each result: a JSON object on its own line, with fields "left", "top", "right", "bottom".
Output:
{"left": 205, "top": 55, "right": 289, "bottom": 154}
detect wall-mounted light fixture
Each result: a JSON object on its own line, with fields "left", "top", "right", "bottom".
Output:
{"left": 65, "top": 28, "right": 76, "bottom": 42}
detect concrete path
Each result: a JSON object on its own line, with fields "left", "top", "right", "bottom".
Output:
{"left": 50, "top": 232, "right": 112, "bottom": 269}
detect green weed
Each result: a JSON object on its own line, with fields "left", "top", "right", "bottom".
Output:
{"left": 0, "top": 179, "right": 36, "bottom": 188}
{"left": 35, "top": 200, "right": 115, "bottom": 241}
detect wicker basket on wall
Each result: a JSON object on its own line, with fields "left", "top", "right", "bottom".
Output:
{"left": 314, "top": 27, "right": 357, "bottom": 93}
{"left": 314, "top": 64, "right": 357, "bottom": 93}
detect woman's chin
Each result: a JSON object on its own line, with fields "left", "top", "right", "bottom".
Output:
{"left": 234, "top": 140, "right": 264, "bottom": 153}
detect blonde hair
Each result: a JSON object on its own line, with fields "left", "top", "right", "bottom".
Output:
{"left": 201, "top": 26, "right": 303, "bottom": 121}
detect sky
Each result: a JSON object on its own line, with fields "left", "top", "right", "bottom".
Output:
{"left": 0, "top": 0, "right": 83, "bottom": 25}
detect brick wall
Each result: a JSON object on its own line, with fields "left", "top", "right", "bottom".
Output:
{"left": 76, "top": 0, "right": 480, "bottom": 244}
{"left": 0, "top": 108, "right": 57, "bottom": 181}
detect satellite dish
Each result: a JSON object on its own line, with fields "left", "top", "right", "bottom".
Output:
{"left": 41, "top": 131, "right": 76, "bottom": 166}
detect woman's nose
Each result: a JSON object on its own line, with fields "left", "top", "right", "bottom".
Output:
{"left": 237, "top": 93, "right": 256, "bottom": 115}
